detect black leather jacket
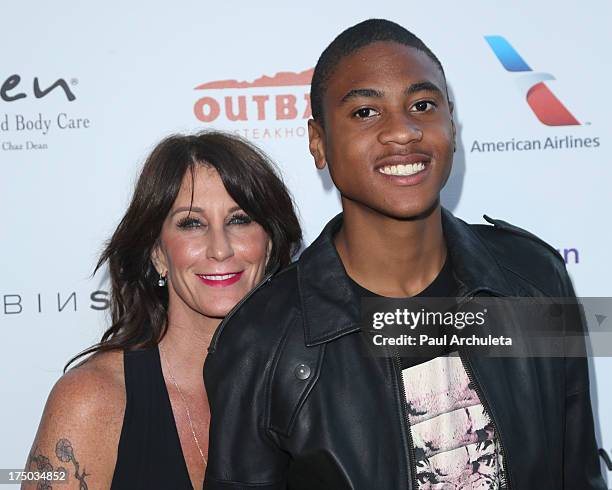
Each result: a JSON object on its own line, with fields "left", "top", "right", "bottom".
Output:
{"left": 204, "top": 209, "right": 606, "bottom": 490}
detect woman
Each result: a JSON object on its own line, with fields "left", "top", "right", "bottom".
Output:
{"left": 23, "top": 132, "right": 302, "bottom": 489}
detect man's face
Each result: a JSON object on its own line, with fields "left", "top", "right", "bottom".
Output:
{"left": 308, "top": 41, "right": 455, "bottom": 219}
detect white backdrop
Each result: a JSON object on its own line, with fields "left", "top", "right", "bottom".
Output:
{"left": 1, "top": 1, "right": 610, "bottom": 486}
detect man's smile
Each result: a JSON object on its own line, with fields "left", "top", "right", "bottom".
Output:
{"left": 378, "top": 162, "right": 426, "bottom": 176}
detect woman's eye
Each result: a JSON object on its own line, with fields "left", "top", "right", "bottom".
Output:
{"left": 353, "top": 107, "right": 379, "bottom": 119}
{"left": 177, "top": 217, "right": 203, "bottom": 229}
{"left": 227, "top": 213, "right": 252, "bottom": 225}
{"left": 411, "top": 100, "right": 436, "bottom": 112}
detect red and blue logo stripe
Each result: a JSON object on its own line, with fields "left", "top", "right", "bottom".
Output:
{"left": 485, "top": 35, "right": 579, "bottom": 126}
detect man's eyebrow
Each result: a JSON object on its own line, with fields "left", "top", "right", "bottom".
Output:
{"left": 339, "top": 82, "right": 444, "bottom": 104}
{"left": 404, "top": 81, "right": 444, "bottom": 96}
{"left": 340, "top": 88, "right": 384, "bottom": 104}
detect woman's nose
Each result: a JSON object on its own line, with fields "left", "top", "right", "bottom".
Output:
{"left": 206, "top": 227, "right": 234, "bottom": 261}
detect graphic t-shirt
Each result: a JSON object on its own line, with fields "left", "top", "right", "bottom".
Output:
{"left": 350, "top": 257, "right": 508, "bottom": 489}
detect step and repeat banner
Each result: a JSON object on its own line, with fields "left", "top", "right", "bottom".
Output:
{"left": 1, "top": 1, "right": 611, "bottom": 485}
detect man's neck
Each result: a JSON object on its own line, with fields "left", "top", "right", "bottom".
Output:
{"left": 334, "top": 201, "right": 447, "bottom": 297}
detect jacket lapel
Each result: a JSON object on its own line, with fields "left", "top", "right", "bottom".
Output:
{"left": 298, "top": 208, "right": 519, "bottom": 346}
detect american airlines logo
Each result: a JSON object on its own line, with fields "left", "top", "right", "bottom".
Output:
{"left": 485, "top": 36, "right": 579, "bottom": 126}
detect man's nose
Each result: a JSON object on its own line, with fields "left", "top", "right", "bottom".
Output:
{"left": 378, "top": 111, "right": 423, "bottom": 145}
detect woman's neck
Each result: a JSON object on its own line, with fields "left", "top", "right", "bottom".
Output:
{"left": 158, "top": 309, "right": 219, "bottom": 387}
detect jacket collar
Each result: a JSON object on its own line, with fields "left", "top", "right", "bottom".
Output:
{"left": 297, "top": 208, "right": 519, "bottom": 346}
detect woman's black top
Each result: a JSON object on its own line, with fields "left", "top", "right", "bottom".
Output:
{"left": 110, "top": 347, "right": 193, "bottom": 489}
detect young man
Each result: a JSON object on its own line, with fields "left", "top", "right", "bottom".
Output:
{"left": 204, "top": 19, "right": 605, "bottom": 489}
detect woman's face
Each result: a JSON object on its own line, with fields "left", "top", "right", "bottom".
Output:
{"left": 153, "top": 165, "right": 271, "bottom": 321}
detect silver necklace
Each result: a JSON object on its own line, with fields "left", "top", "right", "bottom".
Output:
{"left": 159, "top": 345, "right": 207, "bottom": 466}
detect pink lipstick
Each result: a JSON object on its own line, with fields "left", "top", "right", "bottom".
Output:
{"left": 196, "top": 271, "right": 243, "bottom": 288}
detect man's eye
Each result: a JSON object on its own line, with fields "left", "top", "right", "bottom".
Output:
{"left": 411, "top": 100, "right": 436, "bottom": 112}
{"left": 353, "top": 107, "right": 379, "bottom": 119}
{"left": 177, "top": 217, "right": 202, "bottom": 229}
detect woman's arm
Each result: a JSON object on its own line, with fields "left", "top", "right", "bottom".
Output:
{"left": 22, "top": 352, "right": 125, "bottom": 490}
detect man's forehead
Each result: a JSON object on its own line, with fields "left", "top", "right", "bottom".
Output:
{"left": 328, "top": 42, "right": 446, "bottom": 93}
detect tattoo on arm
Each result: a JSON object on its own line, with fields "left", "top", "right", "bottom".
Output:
{"left": 27, "top": 438, "right": 89, "bottom": 490}
{"left": 26, "top": 447, "right": 64, "bottom": 490}
{"left": 56, "top": 439, "right": 89, "bottom": 489}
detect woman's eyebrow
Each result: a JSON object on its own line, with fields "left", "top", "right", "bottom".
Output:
{"left": 169, "top": 205, "right": 243, "bottom": 217}
{"left": 170, "top": 206, "right": 204, "bottom": 217}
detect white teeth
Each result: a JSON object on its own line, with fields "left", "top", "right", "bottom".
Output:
{"left": 379, "top": 162, "right": 426, "bottom": 176}
{"left": 200, "top": 273, "right": 237, "bottom": 281}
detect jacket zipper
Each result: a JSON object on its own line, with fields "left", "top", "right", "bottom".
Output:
{"left": 394, "top": 347, "right": 513, "bottom": 490}
{"left": 390, "top": 290, "right": 481, "bottom": 490}
{"left": 391, "top": 288, "right": 512, "bottom": 489}
{"left": 455, "top": 291, "right": 513, "bottom": 490}
{"left": 459, "top": 353, "right": 512, "bottom": 489}
{"left": 393, "top": 354, "right": 419, "bottom": 490}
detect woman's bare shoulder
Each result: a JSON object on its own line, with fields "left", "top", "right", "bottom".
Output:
{"left": 22, "top": 349, "right": 126, "bottom": 489}
{"left": 69, "top": 348, "right": 125, "bottom": 384}
{"left": 57, "top": 349, "right": 126, "bottom": 410}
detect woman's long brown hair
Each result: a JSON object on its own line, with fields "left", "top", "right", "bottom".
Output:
{"left": 65, "top": 131, "right": 301, "bottom": 370}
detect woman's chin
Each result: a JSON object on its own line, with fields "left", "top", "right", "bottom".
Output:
{"left": 199, "top": 302, "right": 237, "bottom": 320}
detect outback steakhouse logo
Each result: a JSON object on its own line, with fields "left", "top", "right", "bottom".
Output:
{"left": 193, "top": 69, "right": 312, "bottom": 140}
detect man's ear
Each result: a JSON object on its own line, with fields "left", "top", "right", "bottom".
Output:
{"left": 308, "top": 118, "right": 327, "bottom": 170}
{"left": 151, "top": 243, "right": 168, "bottom": 276}
{"left": 448, "top": 100, "right": 457, "bottom": 153}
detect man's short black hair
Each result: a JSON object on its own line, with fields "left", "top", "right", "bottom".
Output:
{"left": 310, "top": 18, "right": 447, "bottom": 123}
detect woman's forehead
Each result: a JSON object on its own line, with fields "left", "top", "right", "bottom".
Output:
{"left": 173, "top": 165, "right": 238, "bottom": 211}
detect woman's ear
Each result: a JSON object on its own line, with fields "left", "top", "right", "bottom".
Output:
{"left": 265, "top": 238, "right": 273, "bottom": 265}
{"left": 151, "top": 243, "right": 168, "bottom": 275}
